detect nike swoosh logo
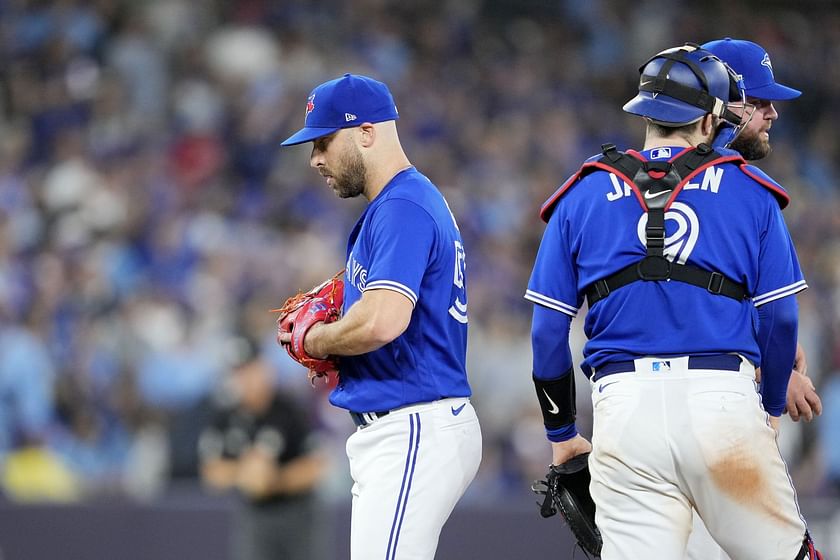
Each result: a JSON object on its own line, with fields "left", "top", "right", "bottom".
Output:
{"left": 644, "top": 189, "right": 672, "bottom": 200}
{"left": 599, "top": 381, "right": 619, "bottom": 393}
{"left": 542, "top": 389, "right": 560, "bottom": 414}
{"left": 640, "top": 79, "right": 653, "bottom": 87}
{"left": 451, "top": 403, "right": 467, "bottom": 416}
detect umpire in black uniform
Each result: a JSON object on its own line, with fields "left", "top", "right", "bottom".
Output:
{"left": 198, "top": 335, "right": 328, "bottom": 560}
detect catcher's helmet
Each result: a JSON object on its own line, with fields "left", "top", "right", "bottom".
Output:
{"left": 623, "top": 44, "right": 744, "bottom": 127}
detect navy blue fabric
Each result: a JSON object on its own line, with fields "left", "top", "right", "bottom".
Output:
{"left": 531, "top": 305, "right": 573, "bottom": 380}
{"left": 349, "top": 410, "right": 390, "bottom": 427}
{"left": 593, "top": 353, "right": 743, "bottom": 382}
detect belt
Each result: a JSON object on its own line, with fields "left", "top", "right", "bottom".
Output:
{"left": 593, "top": 354, "right": 743, "bottom": 382}
{"left": 349, "top": 410, "right": 390, "bottom": 428}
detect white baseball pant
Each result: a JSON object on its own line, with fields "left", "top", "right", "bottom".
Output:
{"left": 686, "top": 508, "right": 731, "bottom": 560}
{"left": 346, "top": 397, "right": 481, "bottom": 560}
{"left": 588, "top": 356, "right": 808, "bottom": 560}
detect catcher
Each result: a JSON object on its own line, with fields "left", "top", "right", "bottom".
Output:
{"left": 525, "top": 44, "right": 822, "bottom": 560}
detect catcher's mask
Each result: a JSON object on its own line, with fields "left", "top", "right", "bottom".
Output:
{"left": 624, "top": 43, "right": 746, "bottom": 146}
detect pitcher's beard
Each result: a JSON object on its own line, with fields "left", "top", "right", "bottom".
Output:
{"left": 330, "top": 147, "right": 367, "bottom": 199}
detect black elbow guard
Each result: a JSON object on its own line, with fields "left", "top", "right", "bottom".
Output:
{"left": 533, "top": 368, "right": 576, "bottom": 429}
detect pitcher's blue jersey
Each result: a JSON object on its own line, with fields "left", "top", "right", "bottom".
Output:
{"left": 332, "top": 167, "right": 471, "bottom": 412}
{"left": 526, "top": 147, "right": 806, "bottom": 375}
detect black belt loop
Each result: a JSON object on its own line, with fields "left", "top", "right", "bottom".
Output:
{"left": 350, "top": 410, "right": 390, "bottom": 428}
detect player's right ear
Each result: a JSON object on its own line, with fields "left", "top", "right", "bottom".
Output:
{"left": 357, "top": 123, "right": 376, "bottom": 149}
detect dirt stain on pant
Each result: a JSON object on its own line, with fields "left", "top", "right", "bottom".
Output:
{"left": 709, "top": 445, "right": 788, "bottom": 526}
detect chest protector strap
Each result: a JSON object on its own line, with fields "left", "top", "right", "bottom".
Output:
{"left": 583, "top": 143, "right": 750, "bottom": 307}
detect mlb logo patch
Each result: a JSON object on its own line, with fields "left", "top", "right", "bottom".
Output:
{"left": 652, "top": 361, "right": 671, "bottom": 372}
{"left": 650, "top": 147, "right": 671, "bottom": 160}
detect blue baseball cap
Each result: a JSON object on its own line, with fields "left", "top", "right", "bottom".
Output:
{"left": 702, "top": 38, "right": 801, "bottom": 100}
{"left": 281, "top": 73, "right": 399, "bottom": 146}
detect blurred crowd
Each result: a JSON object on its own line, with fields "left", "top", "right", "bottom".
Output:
{"left": 1, "top": 0, "right": 839, "bottom": 505}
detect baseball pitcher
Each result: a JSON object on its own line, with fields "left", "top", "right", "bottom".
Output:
{"left": 277, "top": 74, "right": 481, "bottom": 560}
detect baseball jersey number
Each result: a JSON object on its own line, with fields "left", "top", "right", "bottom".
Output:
{"left": 448, "top": 240, "right": 468, "bottom": 323}
{"left": 636, "top": 202, "right": 699, "bottom": 264}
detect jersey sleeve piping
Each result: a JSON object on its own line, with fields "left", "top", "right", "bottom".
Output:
{"left": 752, "top": 280, "right": 807, "bottom": 307}
{"left": 364, "top": 280, "right": 418, "bottom": 306}
{"left": 524, "top": 290, "right": 578, "bottom": 317}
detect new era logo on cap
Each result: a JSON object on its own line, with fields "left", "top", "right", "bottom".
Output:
{"left": 281, "top": 73, "right": 400, "bottom": 146}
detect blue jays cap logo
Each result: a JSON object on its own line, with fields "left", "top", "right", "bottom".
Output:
{"left": 281, "top": 74, "right": 400, "bottom": 147}
{"left": 761, "top": 53, "right": 773, "bottom": 74}
{"left": 305, "top": 94, "right": 316, "bottom": 118}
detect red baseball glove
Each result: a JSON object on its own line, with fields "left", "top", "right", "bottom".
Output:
{"left": 273, "top": 271, "right": 344, "bottom": 383}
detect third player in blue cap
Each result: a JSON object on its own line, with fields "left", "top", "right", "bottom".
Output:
{"left": 702, "top": 38, "right": 801, "bottom": 100}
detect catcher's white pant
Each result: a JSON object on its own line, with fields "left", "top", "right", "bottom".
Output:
{"left": 346, "top": 397, "right": 481, "bottom": 560}
{"left": 686, "top": 509, "right": 731, "bottom": 560}
{"left": 588, "top": 356, "right": 808, "bottom": 560}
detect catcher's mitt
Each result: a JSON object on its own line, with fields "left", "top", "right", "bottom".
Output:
{"left": 273, "top": 271, "right": 344, "bottom": 383}
{"left": 532, "top": 453, "right": 602, "bottom": 558}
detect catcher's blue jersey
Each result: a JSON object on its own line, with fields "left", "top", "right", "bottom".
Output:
{"left": 332, "top": 167, "right": 472, "bottom": 412}
{"left": 526, "top": 146, "right": 806, "bottom": 375}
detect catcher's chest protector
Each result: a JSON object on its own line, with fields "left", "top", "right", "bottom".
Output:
{"left": 539, "top": 143, "right": 789, "bottom": 307}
